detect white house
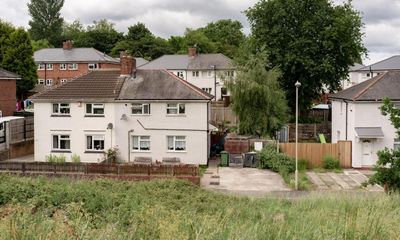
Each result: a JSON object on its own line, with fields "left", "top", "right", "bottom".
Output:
{"left": 344, "top": 55, "right": 400, "bottom": 90}
{"left": 330, "top": 71, "right": 400, "bottom": 168}
{"left": 139, "top": 47, "right": 235, "bottom": 101}
{"left": 31, "top": 54, "right": 213, "bottom": 165}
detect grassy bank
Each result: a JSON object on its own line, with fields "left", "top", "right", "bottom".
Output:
{"left": 0, "top": 175, "right": 399, "bottom": 239}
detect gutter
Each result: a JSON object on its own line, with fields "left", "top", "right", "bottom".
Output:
{"left": 136, "top": 120, "right": 208, "bottom": 132}
{"left": 344, "top": 100, "right": 349, "bottom": 140}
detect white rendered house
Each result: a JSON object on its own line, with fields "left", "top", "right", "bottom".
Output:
{"left": 330, "top": 71, "right": 400, "bottom": 168}
{"left": 139, "top": 48, "right": 235, "bottom": 101}
{"left": 32, "top": 54, "right": 213, "bottom": 165}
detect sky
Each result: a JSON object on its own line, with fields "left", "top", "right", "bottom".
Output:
{"left": 0, "top": 0, "right": 398, "bottom": 65}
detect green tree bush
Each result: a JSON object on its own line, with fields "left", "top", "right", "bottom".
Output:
{"left": 322, "top": 155, "right": 341, "bottom": 170}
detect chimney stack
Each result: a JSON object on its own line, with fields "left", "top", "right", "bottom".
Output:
{"left": 188, "top": 47, "right": 197, "bottom": 57}
{"left": 120, "top": 52, "right": 136, "bottom": 76}
{"left": 63, "top": 40, "right": 73, "bottom": 50}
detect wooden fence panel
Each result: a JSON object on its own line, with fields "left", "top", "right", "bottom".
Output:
{"left": 279, "top": 141, "right": 352, "bottom": 168}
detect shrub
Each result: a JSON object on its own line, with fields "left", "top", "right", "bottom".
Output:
{"left": 298, "top": 159, "right": 308, "bottom": 171}
{"left": 369, "top": 148, "right": 400, "bottom": 193}
{"left": 71, "top": 154, "right": 81, "bottom": 163}
{"left": 322, "top": 155, "right": 340, "bottom": 170}
{"left": 57, "top": 154, "right": 66, "bottom": 163}
{"left": 45, "top": 154, "right": 66, "bottom": 163}
{"left": 258, "top": 145, "right": 295, "bottom": 173}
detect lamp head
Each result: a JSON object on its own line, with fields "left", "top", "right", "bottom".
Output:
{"left": 295, "top": 81, "right": 301, "bottom": 88}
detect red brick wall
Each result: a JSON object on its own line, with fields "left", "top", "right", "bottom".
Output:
{"left": 0, "top": 79, "right": 16, "bottom": 116}
{"left": 37, "top": 62, "right": 120, "bottom": 85}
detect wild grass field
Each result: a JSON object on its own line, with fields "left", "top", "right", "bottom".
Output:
{"left": 0, "top": 174, "right": 399, "bottom": 240}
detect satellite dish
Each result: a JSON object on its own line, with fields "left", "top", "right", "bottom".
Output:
{"left": 107, "top": 123, "right": 113, "bottom": 129}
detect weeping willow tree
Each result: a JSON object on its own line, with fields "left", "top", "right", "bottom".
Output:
{"left": 227, "top": 52, "right": 289, "bottom": 138}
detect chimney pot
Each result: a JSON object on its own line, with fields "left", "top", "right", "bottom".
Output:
{"left": 63, "top": 40, "right": 73, "bottom": 50}
{"left": 120, "top": 51, "right": 136, "bottom": 76}
{"left": 188, "top": 47, "right": 197, "bottom": 57}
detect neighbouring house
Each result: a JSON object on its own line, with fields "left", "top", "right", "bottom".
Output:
{"left": 31, "top": 54, "right": 213, "bottom": 164}
{"left": 139, "top": 47, "right": 235, "bottom": 101}
{"left": 330, "top": 71, "right": 400, "bottom": 168}
{"left": 0, "top": 68, "right": 20, "bottom": 117}
{"left": 33, "top": 40, "right": 148, "bottom": 90}
{"left": 344, "top": 55, "right": 400, "bottom": 90}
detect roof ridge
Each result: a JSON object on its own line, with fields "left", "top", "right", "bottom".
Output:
{"left": 353, "top": 72, "right": 388, "bottom": 100}
{"left": 360, "top": 55, "right": 400, "bottom": 71}
{"left": 163, "top": 70, "right": 213, "bottom": 100}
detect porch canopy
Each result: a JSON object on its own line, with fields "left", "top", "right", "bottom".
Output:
{"left": 355, "top": 127, "right": 384, "bottom": 139}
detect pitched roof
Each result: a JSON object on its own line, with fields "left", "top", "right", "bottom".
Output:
{"left": 138, "top": 53, "right": 234, "bottom": 70}
{"left": 31, "top": 70, "right": 125, "bottom": 101}
{"left": 31, "top": 69, "right": 213, "bottom": 101}
{"left": 330, "top": 71, "right": 400, "bottom": 101}
{"left": 34, "top": 48, "right": 119, "bottom": 64}
{"left": 117, "top": 70, "right": 213, "bottom": 100}
{"left": 357, "top": 55, "right": 400, "bottom": 71}
{"left": 0, "top": 68, "right": 20, "bottom": 79}
{"left": 349, "top": 63, "right": 365, "bottom": 71}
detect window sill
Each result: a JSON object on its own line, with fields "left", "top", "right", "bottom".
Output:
{"left": 131, "top": 150, "right": 151, "bottom": 153}
{"left": 51, "top": 150, "right": 71, "bottom": 153}
{"left": 84, "top": 115, "right": 105, "bottom": 118}
{"left": 131, "top": 114, "right": 151, "bottom": 116}
{"left": 166, "top": 114, "right": 186, "bottom": 117}
{"left": 84, "top": 151, "right": 104, "bottom": 154}
{"left": 51, "top": 115, "right": 71, "bottom": 117}
{"left": 167, "top": 150, "right": 187, "bottom": 153}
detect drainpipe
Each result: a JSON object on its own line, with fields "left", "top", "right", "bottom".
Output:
{"left": 128, "top": 129, "right": 134, "bottom": 162}
{"left": 344, "top": 100, "right": 348, "bottom": 140}
{"left": 207, "top": 100, "right": 210, "bottom": 167}
{"left": 212, "top": 65, "right": 217, "bottom": 101}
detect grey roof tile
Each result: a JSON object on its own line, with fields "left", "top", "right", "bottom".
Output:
{"left": 0, "top": 68, "right": 20, "bottom": 79}
{"left": 34, "top": 48, "right": 119, "bottom": 63}
{"left": 358, "top": 55, "right": 400, "bottom": 71}
{"left": 139, "top": 53, "right": 234, "bottom": 70}
{"left": 330, "top": 71, "right": 400, "bottom": 101}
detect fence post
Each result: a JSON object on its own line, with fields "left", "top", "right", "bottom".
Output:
{"left": 23, "top": 119, "right": 27, "bottom": 141}
{"left": 22, "top": 162, "right": 25, "bottom": 173}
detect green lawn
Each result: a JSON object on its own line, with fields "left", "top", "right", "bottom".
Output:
{"left": 0, "top": 174, "right": 399, "bottom": 239}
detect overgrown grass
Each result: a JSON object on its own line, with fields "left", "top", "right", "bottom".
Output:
{"left": 0, "top": 175, "right": 399, "bottom": 239}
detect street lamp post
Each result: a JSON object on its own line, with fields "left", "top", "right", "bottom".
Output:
{"left": 295, "top": 81, "right": 301, "bottom": 190}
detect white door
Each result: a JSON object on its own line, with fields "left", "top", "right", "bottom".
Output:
{"left": 362, "top": 140, "right": 373, "bottom": 166}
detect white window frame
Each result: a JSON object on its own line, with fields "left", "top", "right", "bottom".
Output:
{"left": 202, "top": 88, "right": 212, "bottom": 94}
{"left": 131, "top": 103, "right": 150, "bottom": 115}
{"left": 192, "top": 71, "right": 200, "bottom": 77}
{"left": 38, "top": 79, "right": 45, "bottom": 85}
{"left": 52, "top": 103, "right": 70, "bottom": 115}
{"left": 88, "top": 63, "right": 99, "bottom": 70}
{"left": 60, "top": 64, "right": 67, "bottom": 70}
{"left": 68, "top": 63, "right": 78, "bottom": 70}
{"left": 86, "top": 103, "right": 104, "bottom": 115}
{"left": 46, "top": 64, "right": 53, "bottom": 70}
{"left": 226, "top": 70, "right": 234, "bottom": 77}
{"left": 60, "top": 79, "right": 68, "bottom": 84}
{"left": 132, "top": 136, "right": 151, "bottom": 151}
{"left": 52, "top": 134, "right": 71, "bottom": 151}
{"left": 176, "top": 71, "right": 184, "bottom": 78}
{"left": 167, "top": 136, "right": 186, "bottom": 152}
{"left": 86, "top": 135, "right": 105, "bottom": 151}
{"left": 38, "top": 64, "right": 45, "bottom": 70}
{"left": 46, "top": 79, "right": 53, "bottom": 86}
{"left": 166, "top": 103, "right": 185, "bottom": 115}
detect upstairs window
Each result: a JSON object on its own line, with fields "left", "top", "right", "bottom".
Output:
{"left": 176, "top": 71, "right": 184, "bottom": 78}
{"left": 192, "top": 71, "right": 200, "bottom": 77}
{"left": 202, "top": 88, "right": 212, "bottom": 94}
{"left": 86, "top": 135, "right": 105, "bottom": 151}
{"left": 68, "top": 63, "right": 78, "bottom": 70}
{"left": 226, "top": 70, "right": 234, "bottom": 77}
{"left": 38, "top": 64, "right": 45, "bottom": 70}
{"left": 52, "top": 134, "right": 70, "bottom": 151}
{"left": 131, "top": 103, "right": 150, "bottom": 115}
{"left": 86, "top": 103, "right": 104, "bottom": 115}
{"left": 46, "top": 64, "right": 53, "bottom": 70}
{"left": 167, "top": 103, "right": 185, "bottom": 115}
{"left": 60, "top": 64, "right": 67, "bottom": 70}
{"left": 88, "top": 63, "right": 99, "bottom": 70}
{"left": 52, "top": 103, "right": 70, "bottom": 115}
{"left": 167, "top": 136, "right": 186, "bottom": 151}
{"left": 132, "top": 136, "right": 151, "bottom": 151}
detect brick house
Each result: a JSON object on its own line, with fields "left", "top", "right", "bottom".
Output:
{"left": 0, "top": 68, "right": 20, "bottom": 117}
{"left": 33, "top": 41, "right": 147, "bottom": 89}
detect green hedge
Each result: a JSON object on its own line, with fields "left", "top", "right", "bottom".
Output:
{"left": 258, "top": 144, "right": 295, "bottom": 173}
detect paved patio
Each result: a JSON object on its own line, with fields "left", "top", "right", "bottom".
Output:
{"left": 307, "top": 170, "right": 383, "bottom": 192}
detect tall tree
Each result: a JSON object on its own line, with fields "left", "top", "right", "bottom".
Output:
{"left": 126, "top": 22, "right": 153, "bottom": 41}
{"left": 246, "top": 0, "right": 366, "bottom": 113}
{"left": 1, "top": 29, "right": 37, "bottom": 97}
{"left": 62, "top": 20, "right": 89, "bottom": 47}
{"left": 227, "top": 51, "right": 289, "bottom": 137}
{"left": 85, "top": 19, "right": 123, "bottom": 53}
{"left": 27, "top": 0, "right": 64, "bottom": 46}
{"left": 0, "top": 20, "right": 14, "bottom": 64}
{"left": 31, "top": 39, "right": 53, "bottom": 51}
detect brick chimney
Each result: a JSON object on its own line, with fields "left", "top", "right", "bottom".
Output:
{"left": 120, "top": 52, "right": 136, "bottom": 76}
{"left": 63, "top": 40, "right": 73, "bottom": 50}
{"left": 188, "top": 47, "right": 197, "bottom": 57}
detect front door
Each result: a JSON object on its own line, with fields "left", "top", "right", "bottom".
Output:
{"left": 362, "top": 140, "right": 373, "bottom": 166}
